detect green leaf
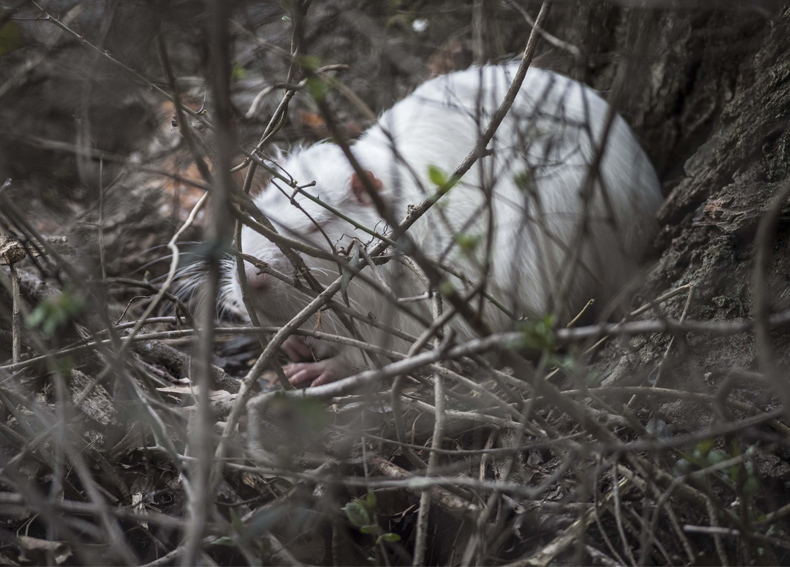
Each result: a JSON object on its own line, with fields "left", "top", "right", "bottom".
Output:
{"left": 440, "top": 179, "right": 458, "bottom": 195}
{"left": 427, "top": 165, "right": 458, "bottom": 195}
{"left": 454, "top": 232, "right": 481, "bottom": 254}
{"left": 366, "top": 490, "right": 377, "bottom": 509}
{"left": 306, "top": 76, "right": 328, "bottom": 100}
{"left": 696, "top": 439, "right": 714, "bottom": 457}
{"left": 513, "top": 169, "right": 534, "bottom": 192}
{"left": 231, "top": 63, "right": 247, "bottom": 82}
{"left": 516, "top": 314, "right": 556, "bottom": 351}
{"left": 299, "top": 55, "right": 321, "bottom": 72}
{"left": 0, "top": 22, "right": 24, "bottom": 57}
{"left": 360, "top": 524, "right": 382, "bottom": 535}
{"left": 379, "top": 532, "right": 401, "bottom": 543}
{"left": 26, "top": 305, "right": 46, "bottom": 329}
{"left": 438, "top": 279, "right": 455, "bottom": 297}
{"left": 27, "top": 288, "right": 87, "bottom": 337}
{"left": 428, "top": 165, "right": 447, "bottom": 187}
{"left": 344, "top": 501, "right": 371, "bottom": 527}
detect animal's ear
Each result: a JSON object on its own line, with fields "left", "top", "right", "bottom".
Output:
{"left": 350, "top": 170, "right": 383, "bottom": 206}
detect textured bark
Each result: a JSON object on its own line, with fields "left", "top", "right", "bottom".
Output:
{"left": 590, "top": 4, "right": 790, "bottom": 447}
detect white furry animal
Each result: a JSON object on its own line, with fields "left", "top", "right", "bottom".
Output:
{"left": 224, "top": 64, "right": 663, "bottom": 387}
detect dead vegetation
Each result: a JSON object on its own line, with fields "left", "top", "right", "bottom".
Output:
{"left": 2, "top": 0, "right": 790, "bottom": 565}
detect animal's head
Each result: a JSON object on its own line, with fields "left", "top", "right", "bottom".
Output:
{"left": 222, "top": 143, "right": 386, "bottom": 324}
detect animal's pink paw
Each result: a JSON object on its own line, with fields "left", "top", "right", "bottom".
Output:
{"left": 284, "top": 359, "right": 340, "bottom": 388}
{"left": 281, "top": 335, "right": 313, "bottom": 362}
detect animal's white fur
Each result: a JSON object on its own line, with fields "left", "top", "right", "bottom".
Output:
{"left": 225, "top": 64, "right": 663, "bottom": 381}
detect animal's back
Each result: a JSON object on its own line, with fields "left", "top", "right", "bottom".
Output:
{"left": 356, "top": 64, "right": 662, "bottom": 321}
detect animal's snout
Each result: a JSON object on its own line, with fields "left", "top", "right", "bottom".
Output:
{"left": 244, "top": 262, "right": 270, "bottom": 293}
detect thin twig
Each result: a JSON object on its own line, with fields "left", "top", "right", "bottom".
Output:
{"left": 752, "top": 179, "right": 790, "bottom": 422}
{"left": 413, "top": 293, "right": 447, "bottom": 566}
{"left": 9, "top": 263, "right": 21, "bottom": 364}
